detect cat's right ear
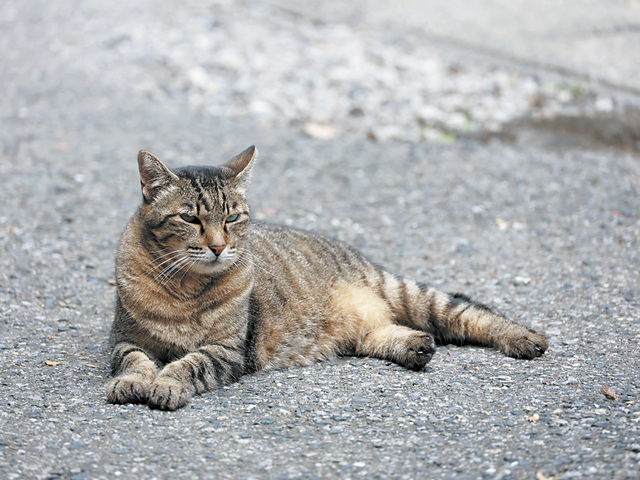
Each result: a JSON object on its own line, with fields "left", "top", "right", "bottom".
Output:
{"left": 137, "top": 151, "right": 179, "bottom": 203}
{"left": 222, "top": 145, "right": 258, "bottom": 192}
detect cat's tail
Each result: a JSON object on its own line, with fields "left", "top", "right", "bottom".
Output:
{"left": 377, "top": 272, "right": 548, "bottom": 359}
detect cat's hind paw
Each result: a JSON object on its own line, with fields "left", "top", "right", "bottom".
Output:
{"left": 147, "top": 376, "right": 191, "bottom": 411}
{"left": 401, "top": 333, "right": 437, "bottom": 371}
{"left": 106, "top": 375, "right": 151, "bottom": 405}
{"left": 501, "top": 329, "right": 548, "bottom": 359}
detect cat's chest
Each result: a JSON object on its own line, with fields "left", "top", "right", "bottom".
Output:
{"left": 135, "top": 288, "right": 249, "bottom": 354}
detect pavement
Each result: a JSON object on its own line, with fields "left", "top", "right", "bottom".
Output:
{"left": 0, "top": 1, "right": 639, "bottom": 480}
{"left": 270, "top": 0, "right": 640, "bottom": 94}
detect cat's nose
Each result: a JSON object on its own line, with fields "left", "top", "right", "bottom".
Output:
{"left": 209, "top": 244, "right": 226, "bottom": 256}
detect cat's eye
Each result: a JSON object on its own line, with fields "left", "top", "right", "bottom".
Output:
{"left": 226, "top": 214, "right": 239, "bottom": 223}
{"left": 180, "top": 214, "right": 198, "bottom": 223}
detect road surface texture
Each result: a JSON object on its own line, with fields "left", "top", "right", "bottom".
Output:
{"left": 1, "top": 1, "right": 639, "bottom": 479}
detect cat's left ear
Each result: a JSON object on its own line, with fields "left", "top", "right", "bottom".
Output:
{"left": 222, "top": 145, "right": 257, "bottom": 193}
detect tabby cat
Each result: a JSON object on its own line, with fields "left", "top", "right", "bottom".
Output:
{"left": 107, "top": 145, "right": 548, "bottom": 410}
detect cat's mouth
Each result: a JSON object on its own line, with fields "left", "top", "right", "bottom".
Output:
{"left": 188, "top": 247, "right": 235, "bottom": 274}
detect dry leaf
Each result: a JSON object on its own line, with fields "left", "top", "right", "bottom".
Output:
{"left": 601, "top": 386, "right": 620, "bottom": 402}
{"left": 528, "top": 413, "right": 540, "bottom": 422}
{"left": 107, "top": 278, "right": 116, "bottom": 286}
{"left": 45, "top": 359, "right": 65, "bottom": 366}
{"left": 536, "top": 472, "right": 551, "bottom": 480}
{"left": 86, "top": 364, "right": 100, "bottom": 369}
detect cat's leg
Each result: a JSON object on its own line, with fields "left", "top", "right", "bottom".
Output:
{"left": 147, "top": 343, "right": 245, "bottom": 411}
{"left": 396, "top": 281, "right": 548, "bottom": 358}
{"left": 328, "top": 281, "right": 437, "bottom": 370}
{"left": 106, "top": 342, "right": 158, "bottom": 404}
{"left": 363, "top": 270, "right": 546, "bottom": 358}
{"left": 355, "top": 324, "right": 436, "bottom": 371}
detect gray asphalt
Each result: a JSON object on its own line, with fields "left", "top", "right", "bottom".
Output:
{"left": 1, "top": 1, "right": 639, "bottom": 480}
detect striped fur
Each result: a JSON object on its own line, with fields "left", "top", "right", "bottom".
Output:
{"left": 107, "top": 146, "right": 548, "bottom": 410}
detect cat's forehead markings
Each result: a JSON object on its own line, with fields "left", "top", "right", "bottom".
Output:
{"left": 190, "top": 175, "right": 214, "bottom": 212}
{"left": 219, "top": 183, "right": 228, "bottom": 213}
{"left": 183, "top": 170, "right": 234, "bottom": 216}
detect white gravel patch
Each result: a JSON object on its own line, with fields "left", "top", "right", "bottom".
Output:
{"left": 5, "top": 0, "right": 606, "bottom": 142}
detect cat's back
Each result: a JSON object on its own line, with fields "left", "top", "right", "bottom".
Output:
{"left": 248, "top": 222, "right": 371, "bottom": 285}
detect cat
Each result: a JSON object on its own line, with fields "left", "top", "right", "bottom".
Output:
{"left": 107, "top": 145, "right": 548, "bottom": 411}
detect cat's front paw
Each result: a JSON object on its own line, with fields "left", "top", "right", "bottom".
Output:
{"left": 501, "top": 328, "right": 548, "bottom": 359}
{"left": 148, "top": 376, "right": 191, "bottom": 411}
{"left": 106, "top": 375, "right": 151, "bottom": 405}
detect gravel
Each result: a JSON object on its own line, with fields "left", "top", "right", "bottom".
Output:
{"left": 1, "top": 0, "right": 639, "bottom": 479}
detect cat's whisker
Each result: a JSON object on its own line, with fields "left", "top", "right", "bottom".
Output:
{"left": 164, "top": 257, "right": 203, "bottom": 290}
{"left": 237, "top": 251, "right": 278, "bottom": 278}
{"left": 148, "top": 247, "right": 170, "bottom": 255}
{"left": 245, "top": 251, "right": 278, "bottom": 272}
{"left": 234, "top": 255, "right": 272, "bottom": 277}
{"left": 154, "top": 255, "right": 191, "bottom": 287}
{"left": 152, "top": 249, "right": 182, "bottom": 260}
{"left": 145, "top": 255, "right": 191, "bottom": 295}
{"left": 177, "top": 258, "right": 200, "bottom": 285}
{"left": 240, "top": 252, "right": 274, "bottom": 272}
{"left": 153, "top": 264, "right": 190, "bottom": 294}
{"left": 141, "top": 249, "right": 186, "bottom": 276}
{"left": 167, "top": 256, "right": 195, "bottom": 279}
{"left": 134, "top": 252, "right": 187, "bottom": 302}
{"left": 150, "top": 248, "right": 187, "bottom": 263}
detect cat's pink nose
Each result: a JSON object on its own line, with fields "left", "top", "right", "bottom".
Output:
{"left": 209, "top": 244, "right": 226, "bottom": 256}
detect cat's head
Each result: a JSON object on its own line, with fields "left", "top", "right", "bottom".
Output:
{"left": 135, "top": 145, "right": 257, "bottom": 276}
